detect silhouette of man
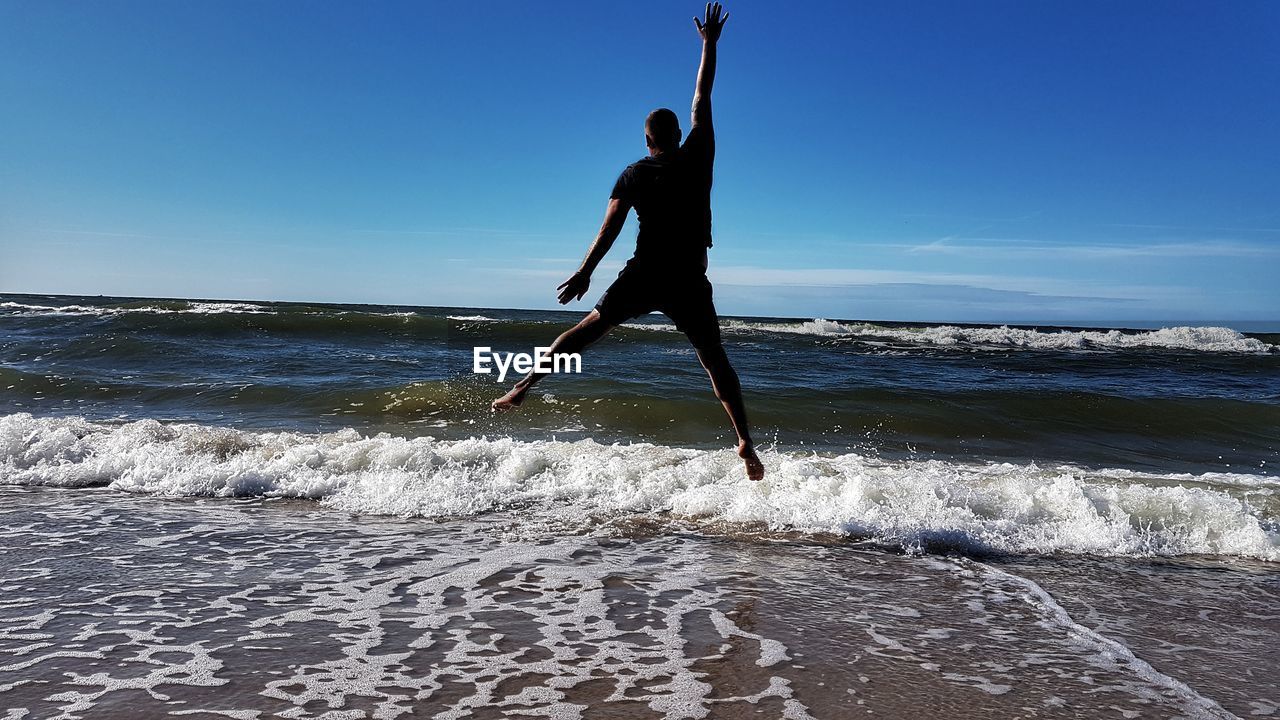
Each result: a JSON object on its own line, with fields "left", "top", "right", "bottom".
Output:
{"left": 492, "top": 3, "right": 764, "bottom": 481}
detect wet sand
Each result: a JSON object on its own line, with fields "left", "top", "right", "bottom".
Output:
{"left": 0, "top": 486, "right": 1275, "bottom": 719}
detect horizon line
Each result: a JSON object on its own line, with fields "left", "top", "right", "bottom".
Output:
{"left": 3, "top": 290, "right": 1277, "bottom": 333}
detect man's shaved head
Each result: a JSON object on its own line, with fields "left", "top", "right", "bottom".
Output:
{"left": 645, "top": 108, "right": 681, "bottom": 153}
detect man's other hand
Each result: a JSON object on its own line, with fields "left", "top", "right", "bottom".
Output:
{"left": 557, "top": 271, "right": 591, "bottom": 304}
{"left": 694, "top": 2, "right": 728, "bottom": 43}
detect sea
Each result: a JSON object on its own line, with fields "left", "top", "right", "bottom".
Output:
{"left": 1, "top": 293, "right": 1277, "bottom": 719}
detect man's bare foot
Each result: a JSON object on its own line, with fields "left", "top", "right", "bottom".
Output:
{"left": 491, "top": 384, "right": 529, "bottom": 412}
{"left": 738, "top": 440, "right": 765, "bottom": 481}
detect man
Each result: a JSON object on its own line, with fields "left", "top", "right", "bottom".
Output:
{"left": 492, "top": 2, "right": 764, "bottom": 482}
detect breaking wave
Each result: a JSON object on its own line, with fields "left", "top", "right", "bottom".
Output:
{"left": 0, "top": 300, "right": 272, "bottom": 315}
{"left": 630, "top": 318, "right": 1277, "bottom": 353}
{"left": 3, "top": 413, "right": 1275, "bottom": 560}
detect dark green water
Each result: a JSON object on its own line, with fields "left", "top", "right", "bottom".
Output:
{"left": 3, "top": 293, "right": 1277, "bottom": 475}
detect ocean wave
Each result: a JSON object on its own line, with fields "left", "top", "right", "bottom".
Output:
{"left": 0, "top": 300, "right": 271, "bottom": 316}
{"left": 861, "top": 323, "right": 1276, "bottom": 353}
{"left": 2, "top": 413, "right": 1275, "bottom": 560}
{"left": 626, "top": 318, "right": 1275, "bottom": 353}
{"left": 7, "top": 298, "right": 1271, "bottom": 353}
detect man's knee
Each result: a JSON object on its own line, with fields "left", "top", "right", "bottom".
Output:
{"left": 700, "top": 345, "right": 741, "bottom": 385}
{"left": 695, "top": 341, "right": 730, "bottom": 367}
{"left": 683, "top": 321, "right": 723, "bottom": 353}
{"left": 569, "top": 309, "right": 617, "bottom": 345}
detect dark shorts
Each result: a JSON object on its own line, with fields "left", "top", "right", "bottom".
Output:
{"left": 594, "top": 267, "right": 722, "bottom": 350}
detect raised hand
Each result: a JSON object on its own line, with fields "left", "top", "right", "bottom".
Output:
{"left": 693, "top": 2, "right": 728, "bottom": 43}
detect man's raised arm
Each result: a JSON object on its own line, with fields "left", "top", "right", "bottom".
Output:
{"left": 691, "top": 2, "right": 728, "bottom": 130}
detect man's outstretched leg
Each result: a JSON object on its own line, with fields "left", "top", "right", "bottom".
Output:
{"left": 491, "top": 309, "right": 616, "bottom": 411}
{"left": 694, "top": 343, "right": 765, "bottom": 481}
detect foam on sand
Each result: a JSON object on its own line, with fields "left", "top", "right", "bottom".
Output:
{"left": 975, "top": 562, "right": 1238, "bottom": 719}
{"left": 3, "top": 413, "right": 1275, "bottom": 560}
{"left": 0, "top": 501, "right": 819, "bottom": 719}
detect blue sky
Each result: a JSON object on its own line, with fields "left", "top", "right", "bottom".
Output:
{"left": 2, "top": 0, "right": 1277, "bottom": 323}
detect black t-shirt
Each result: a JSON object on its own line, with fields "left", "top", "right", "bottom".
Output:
{"left": 610, "top": 124, "right": 714, "bottom": 270}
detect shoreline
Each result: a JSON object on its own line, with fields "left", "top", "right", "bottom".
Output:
{"left": 1, "top": 485, "right": 1273, "bottom": 719}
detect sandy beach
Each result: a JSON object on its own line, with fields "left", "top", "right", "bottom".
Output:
{"left": 3, "top": 484, "right": 1274, "bottom": 719}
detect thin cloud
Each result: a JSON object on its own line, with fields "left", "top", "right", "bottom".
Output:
{"left": 1101, "top": 223, "right": 1280, "bottom": 234}
{"left": 35, "top": 228, "right": 165, "bottom": 239}
{"left": 479, "top": 263, "right": 1177, "bottom": 305}
{"left": 705, "top": 264, "right": 1177, "bottom": 302}
{"left": 485, "top": 260, "right": 625, "bottom": 279}
{"left": 721, "top": 282, "right": 1139, "bottom": 307}
{"left": 350, "top": 227, "right": 567, "bottom": 240}
{"left": 899, "top": 211, "right": 1043, "bottom": 223}
{"left": 905, "top": 239, "right": 1280, "bottom": 259}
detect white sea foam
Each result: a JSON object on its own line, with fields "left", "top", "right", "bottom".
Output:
{"left": 0, "top": 504, "right": 818, "bottom": 718}
{"left": 621, "top": 318, "right": 859, "bottom": 339}
{"left": 867, "top": 323, "right": 1275, "bottom": 353}
{"left": 446, "top": 314, "right": 499, "bottom": 321}
{"left": 977, "top": 563, "right": 1238, "bottom": 719}
{"left": 626, "top": 317, "right": 1275, "bottom": 353}
{"left": 2, "top": 413, "right": 1275, "bottom": 560}
{"left": 724, "top": 318, "right": 858, "bottom": 337}
{"left": 0, "top": 301, "right": 270, "bottom": 316}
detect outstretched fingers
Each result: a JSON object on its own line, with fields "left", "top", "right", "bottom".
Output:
{"left": 556, "top": 274, "right": 590, "bottom": 305}
{"left": 695, "top": 3, "right": 728, "bottom": 40}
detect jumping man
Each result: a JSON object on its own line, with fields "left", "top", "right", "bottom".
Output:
{"left": 492, "top": 3, "right": 764, "bottom": 482}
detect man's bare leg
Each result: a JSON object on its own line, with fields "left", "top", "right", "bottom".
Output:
{"left": 491, "top": 310, "right": 616, "bottom": 412}
{"left": 694, "top": 343, "right": 765, "bottom": 481}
